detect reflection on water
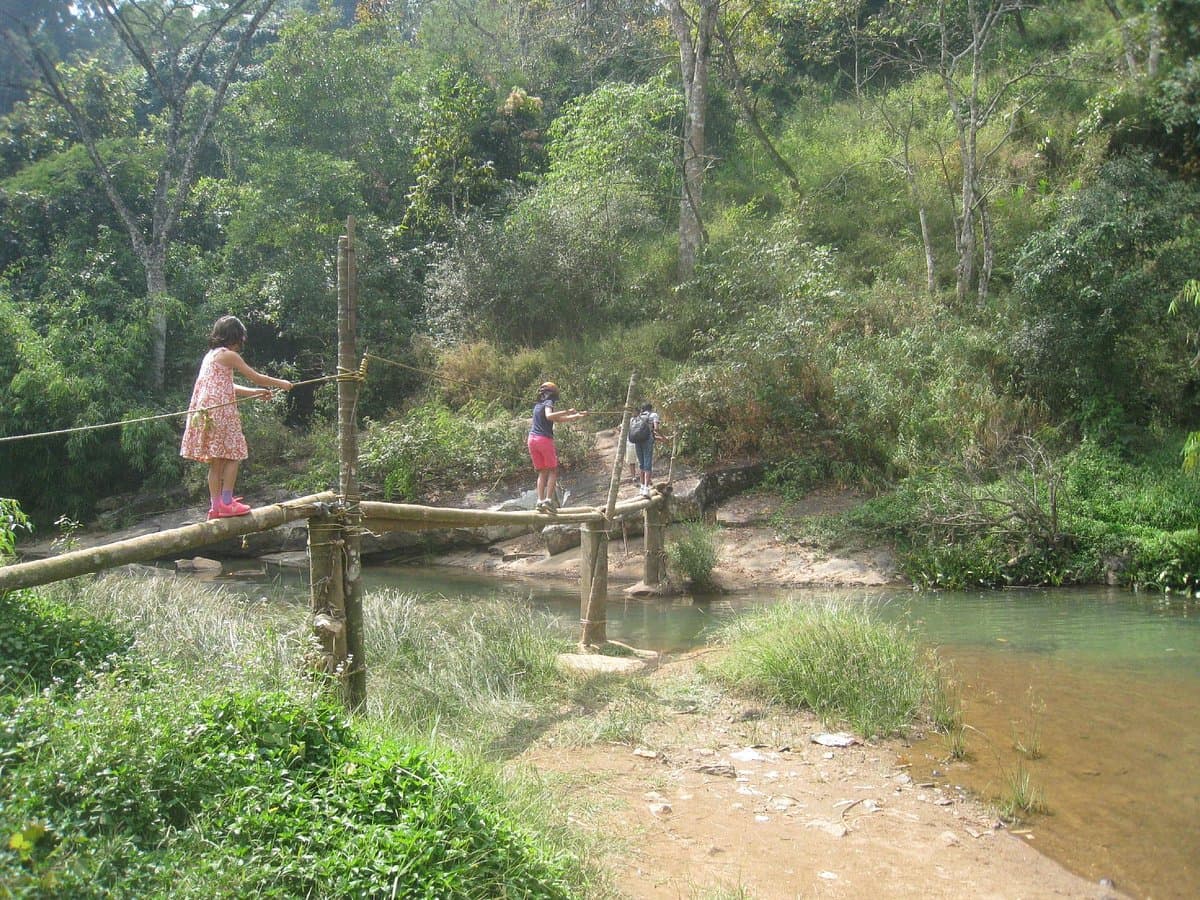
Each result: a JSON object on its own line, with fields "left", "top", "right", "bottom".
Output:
{"left": 206, "top": 565, "right": 1198, "bottom": 900}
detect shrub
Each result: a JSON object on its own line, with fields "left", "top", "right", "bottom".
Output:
{"left": 359, "top": 401, "right": 529, "bottom": 500}
{"left": 0, "top": 680, "right": 577, "bottom": 898}
{"left": 0, "top": 589, "right": 134, "bottom": 696}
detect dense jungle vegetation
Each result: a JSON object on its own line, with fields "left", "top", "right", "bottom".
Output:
{"left": 2, "top": 0, "right": 1200, "bottom": 588}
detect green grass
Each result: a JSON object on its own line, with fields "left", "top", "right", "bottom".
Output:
{"left": 707, "top": 600, "right": 948, "bottom": 738}
{"left": 998, "top": 762, "right": 1047, "bottom": 824}
{"left": 666, "top": 520, "right": 720, "bottom": 590}
{"left": 0, "top": 579, "right": 598, "bottom": 898}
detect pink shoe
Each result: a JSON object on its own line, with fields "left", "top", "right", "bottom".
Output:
{"left": 215, "top": 499, "right": 252, "bottom": 517}
{"left": 207, "top": 507, "right": 220, "bottom": 521}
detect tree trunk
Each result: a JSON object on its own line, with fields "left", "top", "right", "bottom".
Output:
{"left": 146, "top": 252, "right": 168, "bottom": 392}
{"left": 716, "top": 20, "right": 801, "bottom": 196}
{"left": 1103, "top": 0, "right": 1140, "bottom": 76}
{"left": 669, "top": 0, "right": 717, "bottom": 283}
{"left": 978, "top": 195, "right": 994, "bottom": 304}
{"left": 919, "top": 205, "right": 936, "bottom": 295}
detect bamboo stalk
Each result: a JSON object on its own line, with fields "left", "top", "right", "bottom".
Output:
{"left": 0, "top": 493, "right": 337, "bottom": 594}
{"left": 338, "top": 216, "right": 366, "bottom": 710}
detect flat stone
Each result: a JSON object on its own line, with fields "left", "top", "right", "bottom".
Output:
{"left": 555, "top": 653, "right": 647, "bottom": 676}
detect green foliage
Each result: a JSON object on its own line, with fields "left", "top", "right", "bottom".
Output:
{"left": 360, "top": 401, "right": 530, "bottom": 501}
{"left": 0, "top": 498, "right": 31, "bottom": 560}
{"left": 0, "top": 589, "right": 133, "bottom": 696}
{"left": 665, "top": 521, "right": 721, "bottom": 590}
{"left": 0, "top": 677, "right": 576, "bottom": 898}
{"left": 422, "top": 79, "right": 680, "bottom": 346}
{"left": 709, "top": 601, "right": 945, "bottom": 738}
{"left": 818, "top": 438, "right": 1200, "bottom": 589}
{"left": 1007, "top": 155, "right": 1200, "bottom": 428}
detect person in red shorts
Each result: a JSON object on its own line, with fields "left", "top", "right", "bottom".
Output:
{"left": 527, "top": 382, "right": 588, "bottom": 513}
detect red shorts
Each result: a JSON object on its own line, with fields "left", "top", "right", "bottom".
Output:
{"left": 527, "top": 434, "right": 558, "bottom": 470}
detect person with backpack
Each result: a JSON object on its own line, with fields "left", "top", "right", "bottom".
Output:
{"left": 627, "top": 402, "right": 666, "bottom": 497}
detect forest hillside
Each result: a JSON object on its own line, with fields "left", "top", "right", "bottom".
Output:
{"left": 2, "top": 0, "right": 1200, "bottom": 589}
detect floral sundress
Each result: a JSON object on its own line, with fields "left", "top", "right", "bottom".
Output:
{"left": 180, "top": 349, "right": 248, "bottom": 462}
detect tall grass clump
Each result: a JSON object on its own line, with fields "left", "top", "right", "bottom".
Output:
{"left": 363, "top": 591, "right": 570, "bottom": 751}
{"left": 665, "top": 520, "right": 720, "bottom": 590}
{"left": 709, "top": 601, "right": 945, "bottom": 738}
{"left": 49, "top": 572, "right": 314, "bottom": 693}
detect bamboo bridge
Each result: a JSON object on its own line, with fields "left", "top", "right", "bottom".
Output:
{"left": 0, "top": 219, "right": 669, "bottom": 709}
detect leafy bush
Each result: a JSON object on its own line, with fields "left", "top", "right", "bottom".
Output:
{"left": 816, "top": 437, "right": 1200, "bottom": 589}
{"left": 0, "top": 589, "right": 133, "bottom": 696}
{"left": 0, "top": 681, "right": 577, "bottom": 898}
{"left": 709, "top": 601, "right": 944, "bottom": 738}
{"left": 1007, "top": 155, "right": 1200, "bottom": 428}
{"left": 360, "top": 401, "right": 529, "bottom": 500}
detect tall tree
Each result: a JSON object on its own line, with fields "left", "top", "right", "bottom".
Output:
{"left": 668, "top": 0, "right": 718, "bottom": 282}
{"left": 1, "top": 0, "right": 281, "bottom": 390}
{"left": 880, "top": 0, "right": 1043, "bottom": 304}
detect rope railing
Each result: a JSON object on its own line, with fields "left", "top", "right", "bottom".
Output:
{"left": 0, "top": 364, "right": 366, "bottom": 445}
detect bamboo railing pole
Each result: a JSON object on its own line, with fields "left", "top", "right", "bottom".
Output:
{"left": 606, "top": 373, "right": 637, "bottom": 520}
{"left": 579, "top": 373, "right": 637, "bottom": 649}
{"left": 338, "top": 218, "right": 366, "bottom": 710}
{"left": 579, "top": 520, "right": 608, "bottom": 647}
{"left": 0, "top": 493, "right": 337, "bottom": 594}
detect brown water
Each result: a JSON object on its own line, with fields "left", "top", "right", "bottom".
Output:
{"left": 218, "top": 567, "right": 1200, "bottom": 899}
{"left": 906, "top": 647, "right": 1198, "bottom": 899}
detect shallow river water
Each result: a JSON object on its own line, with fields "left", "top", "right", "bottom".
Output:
{"left": 217, "top": 565, "right": 1198, "bottom": 900}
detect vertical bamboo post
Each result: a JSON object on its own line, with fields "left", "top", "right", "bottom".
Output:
{"left": 643, "top": 498, "right": 669, "bottom": 586}
{"left": 579, "top": 521, "right": 608, "bottom": 647}
{"left": 308, "top": 514, "right": 343, "bottom": 674}
{"left": 338, "top": 217, "right": 366, "bottom": 710}
{"left": 606, "top": 373, "right": 637, "bottom": 519}
{"left": 579, "top": 374, "right": 637, "bottom": 649}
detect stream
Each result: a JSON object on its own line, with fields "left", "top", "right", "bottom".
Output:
{"left": 204, "top": 563, "right": 1199, "bottom": 899}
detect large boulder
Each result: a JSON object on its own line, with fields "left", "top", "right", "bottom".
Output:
{"left": 671, "top": 462, "right": 765, "bottom": 522}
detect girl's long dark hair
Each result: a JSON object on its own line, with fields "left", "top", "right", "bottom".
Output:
{"left": 209, "top": 315, "right": 247, "bottom": 349}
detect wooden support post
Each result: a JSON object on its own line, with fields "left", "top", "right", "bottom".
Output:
{"left": 643, "top": 497, "right": 669, "bottom": 586}
{"left": 338, "top": 217, "right": 366, "bottom": 710}
{"left": 579, "top": 521, "right": 608, "bottom": 648}
{"left": 308, "top": 513, "right": 347, "bottom": 675}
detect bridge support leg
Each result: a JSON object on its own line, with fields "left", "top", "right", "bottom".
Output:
{"left": 308, "top": 514, "right": 348, "bottom": 679}
{"left": 643, "top": 498, "right": 669, "bottom": 587}
{"left": 579, "top": 520, "right": 608, "bottom": 649}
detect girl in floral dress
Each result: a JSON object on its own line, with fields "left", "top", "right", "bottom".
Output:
{"left": 180, "top": 316, "right": 292, "bottom": 519}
